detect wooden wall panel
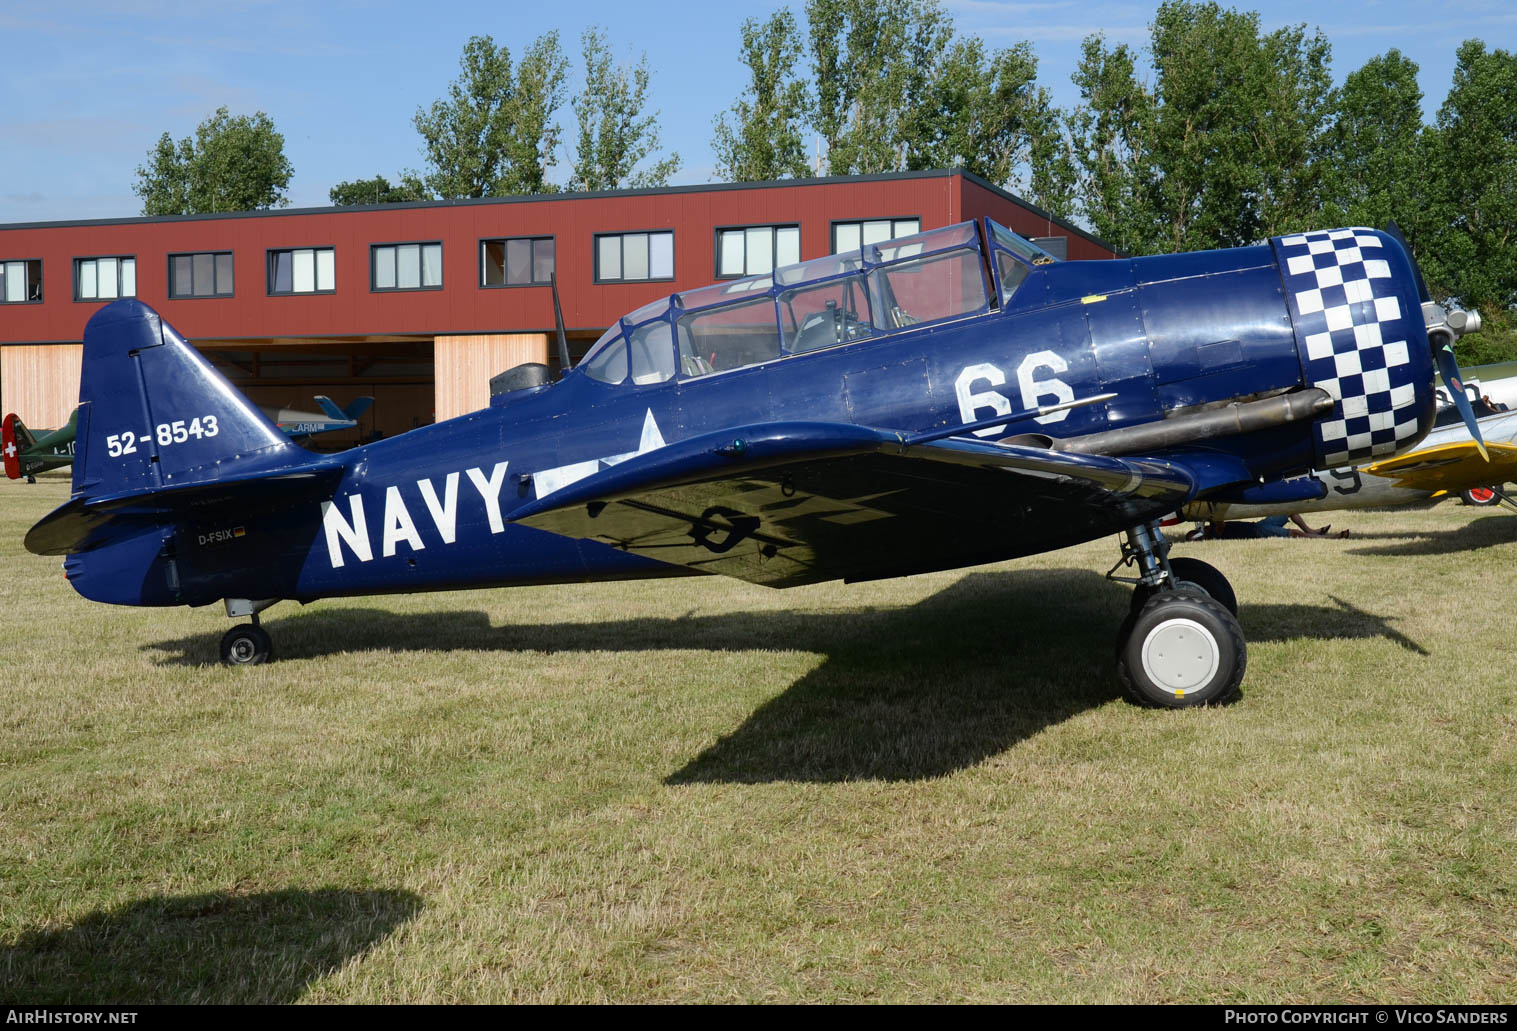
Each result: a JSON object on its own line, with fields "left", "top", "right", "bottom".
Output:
{"left": 434, "top": 333, "right": 547, "bottom": 421}
{"left": 1, "top": 344, "right": 83, "bottom": 427}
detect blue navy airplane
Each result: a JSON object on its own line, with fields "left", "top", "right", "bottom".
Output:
{"left": 24, "top": 219, "right": 1486, "bottom": 707}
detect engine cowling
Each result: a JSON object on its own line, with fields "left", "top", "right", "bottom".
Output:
{"left": 1271, "top": 228, "right": 1435, "bottom": 469}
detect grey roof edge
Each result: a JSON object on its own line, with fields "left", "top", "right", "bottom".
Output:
{"left": 955, "top": 169, "right": 1122, "bottom": 258}
{"left": 1, "top": 168, "right": 1118, "bottom": 256}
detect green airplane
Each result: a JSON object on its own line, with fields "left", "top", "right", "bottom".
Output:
{"left": 3, "top": 410, "right": 78, "bottom": 482}
{"left": 4, "top": 396, "right": 374, "bottom": 483}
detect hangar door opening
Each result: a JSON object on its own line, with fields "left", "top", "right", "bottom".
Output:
{"left": 205, "top": 338, "right": 435, "bottom": 451}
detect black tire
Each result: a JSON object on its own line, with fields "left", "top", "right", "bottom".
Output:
{"left": 1116, "top": 593, "right": 1246, "bottom": 708}
{"left": 1462, "top": 486, "right": 1501, "bottom": 506}
{"left": 1129, "top": 556, "right": 1239, "bottom": 618}
{"left": 220, "top": 624, "right": 273, "bottom": 666}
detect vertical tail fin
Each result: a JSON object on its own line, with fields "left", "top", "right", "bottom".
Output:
{"left": 313, "top": 394, "right": 373, "bottom": 422}
{"left": 73, "top": 300, "right": 306, "bottom": 498}
{"left": 2, "top": 413, "right": 31, "bottom": 479}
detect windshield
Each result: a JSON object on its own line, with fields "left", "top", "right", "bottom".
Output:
{"left": 986, "top": 220, "right": 1058, "bottom": 305}
{"left": 988, "top": 221, "right": 1058, "bottom": 266}
{"left": 579, "top": 220, "right": 991, "bottom": 384}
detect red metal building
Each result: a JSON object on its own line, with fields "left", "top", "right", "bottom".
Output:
{"left": 0, "top": 169, "right": 1116, "bottom": 441}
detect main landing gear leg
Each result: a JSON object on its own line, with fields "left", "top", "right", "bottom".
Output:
{"left": 1108, "top": 522, "right": 1246, "bottom": 707}
{"left": 220, "top": 598, "right": 278, "bottom": 666}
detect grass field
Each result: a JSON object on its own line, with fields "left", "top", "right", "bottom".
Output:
{"left": 2, "top": 473, "right": 1514, "bottom": 1003}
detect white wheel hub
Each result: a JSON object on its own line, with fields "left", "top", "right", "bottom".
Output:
{"left": 1140, "top": 617, "right": 1220, "bottom": 695}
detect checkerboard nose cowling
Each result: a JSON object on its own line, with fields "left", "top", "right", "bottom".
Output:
{"left": 1273, "top": 228, "right": 1434, "bottom": 468}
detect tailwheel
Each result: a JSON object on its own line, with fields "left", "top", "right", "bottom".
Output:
{"left": 220, "top": 623, "right": 273, "bottom": 666}
{"left": 1117, "top": 593, "right": 1246, "bottom": 708}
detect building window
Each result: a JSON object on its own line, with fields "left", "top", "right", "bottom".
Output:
{"left": 372, "top": 242, "right": 442, "bottom": 291}
{"left": 716, "top": 225, "right": 799, "bottom": 279}
{"left": 0, "top": 259, "right": 43, "bottom": 303}
{"left": 1031, "top": 236, "right": 1068, "bottom": 261}
{"left": 75, "top": 257, "right": 136, "bottom": 301}
{"left": 168, "top": 251, "right": 234, "bottom": 298}
{"left": 831, "top": 218, "right": 921, "bottom": 254}
{"left": 595, "top": 231, "right": 673, "bottom": 283}
{"left": 268, "top": 247, "right": 335, "bottom": 295}
{"left": 481, "top": 236, "right": 555, "bottom": 287}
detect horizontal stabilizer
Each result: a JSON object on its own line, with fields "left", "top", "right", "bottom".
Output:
{"left": 26, "top": 462, "right": 344, "bottom": 556}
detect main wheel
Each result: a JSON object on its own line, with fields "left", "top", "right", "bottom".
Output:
{"left": 1462, "top": 486, "right": 1501, "bottom": 506}
{"left": 220, "top": 624, "right": 273, "bottom": 666}
{"left": 1116, "top": 593, "right": 1246, "bottom": 708}
{"left": 1130, "top": 557, "right": 1238, "bottom": 617}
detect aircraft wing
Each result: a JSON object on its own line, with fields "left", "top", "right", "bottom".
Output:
{"left": 1363, "top": 440, "right": 1517, "bottom": 492}
{"left": 510, "top": 422, "right": 1198, "bottom": 587}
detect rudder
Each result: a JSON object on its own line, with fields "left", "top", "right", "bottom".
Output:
{"left": 2, "top": 414, "right": 32, "bottom": 479}
{"left": 73, "top": 300, "right": 303, "bottom": 498}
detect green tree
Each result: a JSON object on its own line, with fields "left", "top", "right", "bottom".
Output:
{"left": 1250, "top": 20, "right": 1334, "bottom": 238}
{"left": 328, "top": 174, "right": 430, "bottom": 206}
{"left": 570, "top": 27, "right": 680, "bottom": 190}
{"left": 807, "top": 0, "right": 954, "bottom": 175}
{"left": 1321, "top": 49, "right": 1425, "bottom": 230}
{"left": 711, "top": 10, "right": 812, "bottom": 182}
{"left": 413, "top": 32, "right": 568, "bottom": 199}
{"left": 133, "top": 107, "right": 293, "bottom": 215}
{"left": 1070, "top": 2, "right": 1335, "bottom": 254}
{"left": 506, "top": 32, "right": 571, "bottom": 194}
{"left": 903, "top": 36, "right": 1077, "bottom": 216}
{"left": 1068, "top": 36, "right": 1158, "bottom": 254}
{"left": 1418, "top": 40, "right": 1517, "bottom": 319}
{"left": 706, "top": 0, "right": 1072, "bottom": 213}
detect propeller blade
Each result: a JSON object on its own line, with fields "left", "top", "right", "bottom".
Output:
{"left": 1435, "top": 344, "right": 1489, "bottom": 462}
{"left": 1384, "top": 219, "right": 1483, "bottom": 458}
{"left": 1385, "top": 220, "right": 1431, "bottom": 304}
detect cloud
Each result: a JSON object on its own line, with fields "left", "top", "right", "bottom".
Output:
{"left": 0, "top": 191, "right": 140, "bottom": 224}
{"left": 1297, "top": 12, "right": 1517, "bottom": 38}
{"left": 957, "top": 1, "right": 1152, "bottom": 45}
{"left": 0, "top": 118, "right": 153, "bottom": 156}
{"left": 980, "top": 22, "right": 1150, "bottom": 43}
{"left": 944, "top": 0, "right": 1077, "bottom": 12}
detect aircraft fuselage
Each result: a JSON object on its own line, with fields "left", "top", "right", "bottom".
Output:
{"left": 58, "top": 222, "right": 1433, "bottom": 611}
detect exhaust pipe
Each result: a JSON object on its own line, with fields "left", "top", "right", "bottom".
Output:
{"left": 1006, "top": 388, "right": 1333, "bottom": 457}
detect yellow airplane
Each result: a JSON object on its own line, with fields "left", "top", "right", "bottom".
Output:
{"left": 1187, "top": 404, "right": 1517, "bottom": 521}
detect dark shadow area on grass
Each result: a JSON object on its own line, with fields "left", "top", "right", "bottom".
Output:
{"left": 667, "top": 590, "right": 1428, "bottom": 783}
{"left": 145, "top": 567, "right": 1433, "bottom": 783}
{"left": 1345, "top": 513, "right": 1517, "bottom": 558}
{"left": 0, "top": 888, "right": 421, "bottom": 1004}
{"left": 1240, "top": 596, "right": 1429, "bottom": 655}
{"left": 149, "top": 569, "right": 1134, "bottom": 781}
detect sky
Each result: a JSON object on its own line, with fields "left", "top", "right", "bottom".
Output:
{"left": 1, "top": 0, "right": 1513, "bottom": 225}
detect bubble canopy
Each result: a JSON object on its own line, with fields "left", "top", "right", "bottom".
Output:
{"left": 575, "top": 219, "right": 1048, "bottom": 386}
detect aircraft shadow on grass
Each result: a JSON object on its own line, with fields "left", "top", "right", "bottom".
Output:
{"left": 1345, "top": 513, "right": 1517, "bottom": 558}
{"left": 145, "top": 569, "right": 1427, "bottom": 783}
{"left": 0, "top": 888, "right": 422, "bottom": 1004}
